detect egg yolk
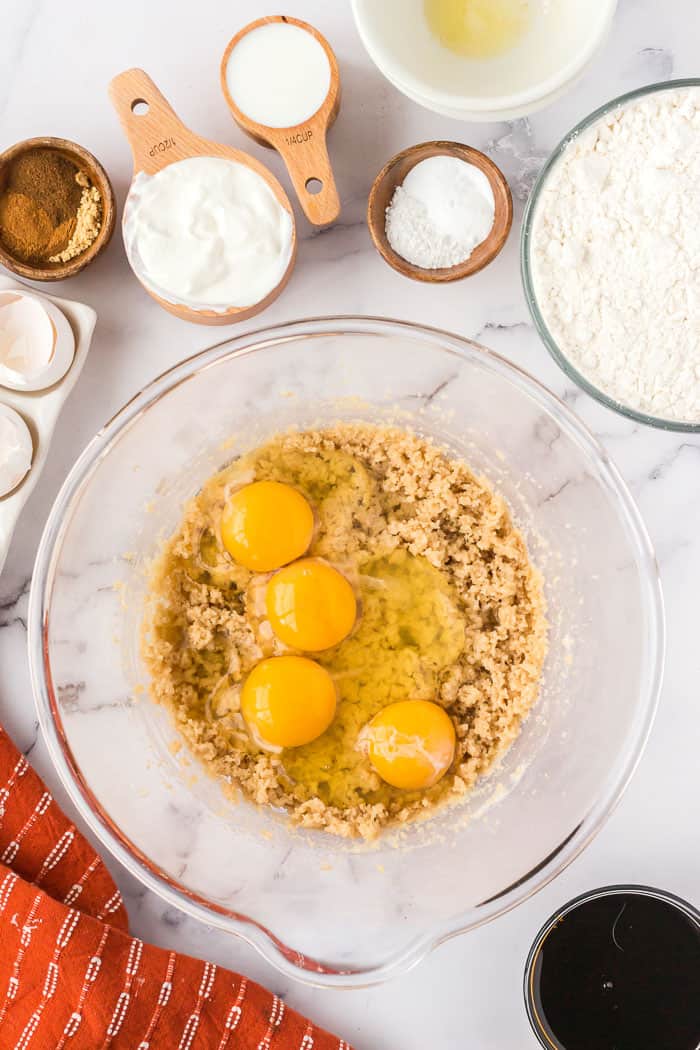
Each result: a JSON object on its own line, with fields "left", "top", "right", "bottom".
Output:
{"left": 364, "top": 700, "right": 456, "bottom": 790}
{"left": 241, "top": 655, "right": 337, "bottom": 749}
{"left": 220, "top": 480, "right": 314, "bottom": 572}
{"left": 265, "top": 558, "right": 357, "bottom": 652}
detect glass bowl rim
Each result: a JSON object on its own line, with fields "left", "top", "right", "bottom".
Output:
{"left": 523, "top": 883, "right": 700, "bottom": 1048}
{"left": 521, "top": 77, "right": 700, "bottom": 434}
{"left": 28, "top": 315, "right": 665, "bottom": 988}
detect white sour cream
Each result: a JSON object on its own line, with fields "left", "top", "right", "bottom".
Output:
{"left": 123, "top": 157, "right": 294, "bottom": 311}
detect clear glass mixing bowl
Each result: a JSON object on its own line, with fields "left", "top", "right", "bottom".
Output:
{"left": 29, "top": 317, "right": 664, "bottom": 987}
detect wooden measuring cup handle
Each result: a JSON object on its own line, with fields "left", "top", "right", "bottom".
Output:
{"left": 269, "top": 127, "right": 340, "bottom": 226}
{"left": 108, "top": 68, "right": 194, "bottom": 175}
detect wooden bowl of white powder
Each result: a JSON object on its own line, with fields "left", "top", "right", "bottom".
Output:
{"left": 368, "top": 141, "right": 512, "bottom": 282}
{"left": 522, "top": 79, "right": 700, "bottom": 431}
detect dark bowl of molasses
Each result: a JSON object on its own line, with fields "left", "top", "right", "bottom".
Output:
{"left": 525, "top": 885, "right": 700, "bottom": 1050}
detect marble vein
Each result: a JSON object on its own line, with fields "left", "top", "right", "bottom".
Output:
{"left": 486, "top": 119, "right": 549, "bottom": 202}
{"left": 22, "top": 719, "right": 39, "bottom": 758}
{"left": 408, "top": 372, "right": 459, "bottom": 404}
{"left": 648, "top": 442, "right": 700, "bottom": 482}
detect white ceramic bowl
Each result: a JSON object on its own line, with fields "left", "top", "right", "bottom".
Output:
{"left": 351, "top": 0, "right": 618, "bottom": 121}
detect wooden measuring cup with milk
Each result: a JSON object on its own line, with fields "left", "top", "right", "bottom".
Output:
{"left": 221, "top": 16, "right": 341, "bottom": 226}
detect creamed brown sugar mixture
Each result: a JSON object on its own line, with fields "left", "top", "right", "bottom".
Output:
{"left": 143, "top": 425, "right": 547, "bottom": 840}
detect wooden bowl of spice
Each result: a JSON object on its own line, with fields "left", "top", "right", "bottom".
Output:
{"left": 0, "top": 136, "right": 115, "bottom": 281}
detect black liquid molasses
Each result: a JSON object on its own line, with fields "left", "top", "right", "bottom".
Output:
{"left": 527, "top": 889, "right": 700, "bottom": 1050}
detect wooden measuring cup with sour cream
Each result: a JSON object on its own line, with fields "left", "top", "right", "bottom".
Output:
{"left": 109, "top": 68, "right": 296, "bottom": 325}
{"left": 221, "top": 16, "right": 341, "bottom": 226}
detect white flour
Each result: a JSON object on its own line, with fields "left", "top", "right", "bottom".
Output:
{"left": 531, "top": 86, "right": 700, "bottom": 423}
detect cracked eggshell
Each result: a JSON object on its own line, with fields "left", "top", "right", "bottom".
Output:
{"left": 0, "top": 276, "right": 96, "bottom": 575}
{"left": 0, "top": 291, "right": 76, "bottom": 392}
{"left": 0, "top": 402, "right": 33, "bottom": 498}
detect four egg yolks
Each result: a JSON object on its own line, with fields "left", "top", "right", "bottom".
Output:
{"left": 221, "top": 486, "right": 456, "bottom": 791}
{"left": 265, "top": 558, "right": 357, "bottom": 652}
{"left": 241, "top": 655, "right": 337, "bottom": 749}
{"left": 364, "top": 700, "right": 456, "bottom": 790}
{"left": 220, "top": 480, "right": 314, "bottom": 572}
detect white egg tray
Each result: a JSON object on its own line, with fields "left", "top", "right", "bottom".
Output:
{"left": 0, "top": 276, "right": 96, "bottom": 574}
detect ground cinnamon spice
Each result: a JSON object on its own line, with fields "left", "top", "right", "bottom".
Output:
{"left": 0, "top": 147, "right": 101, "bottom": 264}
{"left": 0, "top": 193, "right": 55, "bottom": 260}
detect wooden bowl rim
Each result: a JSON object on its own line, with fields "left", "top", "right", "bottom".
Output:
{"left": 367, "top": 140, "right": 513, "bottom": 283}
{"left": 0, "top": 136, "right": 116, "bottom": 282}
{"left": 220, "top": 14, "right": 340, "bottom": 141}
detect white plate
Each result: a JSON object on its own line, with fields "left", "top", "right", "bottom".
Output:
{"left": 0, "top": 277, "right": 96, "bottom": 573}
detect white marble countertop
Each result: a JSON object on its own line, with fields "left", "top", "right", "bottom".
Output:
{"left": 2, "top": 1, "right": 699, "bottom": 1046}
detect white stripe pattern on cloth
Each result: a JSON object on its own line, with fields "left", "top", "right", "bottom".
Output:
{"left": 62, "top": 854, "right": 102, "bottom": 907}
{"left": 12, "top": 1012, "right": 40, "bottom": 1050}
{"left": 0, "top": 754, "right": 28, "bottom": 826}
{"left": 56, "top": 908, "right": 80, "bottom": 950}
{"left": 35, "top": 828, "right": 75, "bottom": 885}
{"left": 176, "top": 961, "right": 217, "bottom": 1050}
{"left": 0, "top": 871, "right": 18, "bottom": 915}
{"left": 106, "top": 991, "right": 130, "bottom": 1038}
{"left": 59, "top": 1012, "right": 82, "bottom": 1043}
{"left": 177, "top": 1013, "right": 200, "bottom": 1050}
{"left": 126, "top": 937, "right": 144, "bottom": 976}
{"left": 11, "top": 909, "right": 80, "bottom": 1050}
{"left": 137, "top": 950, "right": 177, "bottom": 1050}
{"left": 96, "top": 888, "right": 123, "bottom": 921}
{"left": 0, "top": 892, "right": 43, "bottom": 1027}
{"left": 215, "top": 977, "right": 248, "bottom": 1050}
{"left": 41, "top": 961, "right": 59, "bottom": 1000}
{"left": 257, "top": 994, "right": 285, "bottom": 1050}
{"left": 104, "top": 937, "right": 143, "bottom": 1041}
{"left": 54, "top": 925, "right": 110, "bottom": 1050}
{"left": 1, "top": 791, "right": 52, "bottom": 865}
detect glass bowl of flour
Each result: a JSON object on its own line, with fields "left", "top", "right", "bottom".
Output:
{"left": 522, "top": 79, "right": 700, "bottom": 432}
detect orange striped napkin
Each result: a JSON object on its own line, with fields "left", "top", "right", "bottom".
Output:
{"left": 0, "top": 726, "right": 353, "bottom": 1049}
